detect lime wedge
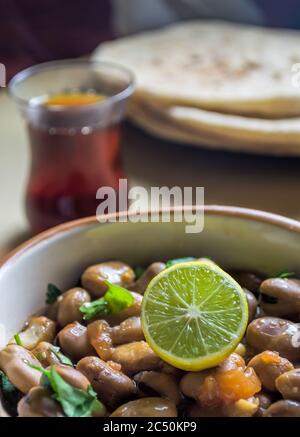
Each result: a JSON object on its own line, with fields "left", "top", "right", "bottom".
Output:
{"left": 141, "top": 261, "right": 248, "bottom": 371}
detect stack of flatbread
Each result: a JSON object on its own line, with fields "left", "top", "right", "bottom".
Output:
{"left": 94, "top": 21, "right": 300, "bottom": 156}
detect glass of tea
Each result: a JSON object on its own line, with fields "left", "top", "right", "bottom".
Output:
{"left": 9, "top": 60, "right": 135, "bottom": 233}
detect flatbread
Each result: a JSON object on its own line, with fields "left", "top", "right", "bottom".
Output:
{"left": 166, "top": 105, "right": 300, "bottom": 144}
{"left": 129, "top": 100, "right": 300, "bottom": 156}
{"left": 94, "top": 21, "right": 300, "bottom": 118}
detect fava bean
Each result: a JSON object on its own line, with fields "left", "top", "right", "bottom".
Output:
{"left": 58, "top": 322, "right": 94, "bottom": 361}
{"left": 81, "top": 261, "right": 135, "bottom": 298}
{"left": 260, "top": 278, "right": 300, "bottom": 317}
{"left": 57, "top": 288, "right": 90, "bottom": 327}
{"left": 247, "top": 351, "right": 294, "bottom": 392}
{"left": 132, "top": 262, "right": 166, "bottom": 294}
{"left": 244, "top": 289, "right": 258, "bottom": 322}
{"left": 246, "top": 317, "right": 300, "bottom": 361}
{"left": 0, "top": 345, "right": 41, "bottom": 394}
{"left": 264, "top": 400, "right": 300, "bottom": 417}
{"left": 77, "top": 356, "right": 135, "bottom": 407}
{"left": 134, "top": 371, "right": 181, "bottom": 405}
{"left": 276, "top": 369, "right": 300, "bottom": 401}
{"left": 110, "top": 397, "right": 177, "bottom": 417}
{"left": 13, "top": 317, "right": 56, "bottom": 350}
{"left": 230, "top": 270, "right": 264, "bottom": 293}
{"left": 17, "top": 387, "right": 63, "bottom": 417}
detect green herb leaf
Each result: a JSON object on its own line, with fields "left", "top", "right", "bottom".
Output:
{"left": 30, "top": 365, "right": 102, "bottom": 417}
{"left": 49, "top": 346, "right": 73, "bottom": 366}
{"left": 0, "top": 371, "right": 16, "bottom": 395}
{"left": 46, "top": 283, "right": 62, "bottom": 304}
{"left": 0, "top": 371, "right": 21, "bottom": 416}
{"left": 166, "top": 257, "right": 196, "bottom": 268}
{"left": 14, "top": 333, "right": 22, "bottom": 346}
{"left": 49, "top": 367, "right": 101, "bottom": 417}
{"left": 134, "top": 265, "right": 145, "bottom": 279}
{"left": 276, "top": 271, "right": 295, "bottom": 279}
{"left": 80, "top": 298, "right": 109, "bottom": 321}
{"left": 80, "top": 281, "right": 134, "bottom": 321}
{"left": 103, "top": 281, "right": 134, "bottom": 314}
{"left": 28, "top": 363, "right": 44, "bottom": 372}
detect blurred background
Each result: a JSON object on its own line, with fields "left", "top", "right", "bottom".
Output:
{"left": 1, "top": 0, "right": 300, "bottom": 255}
{"left": 3, "top": 0, "right": 300, "bottom": 81}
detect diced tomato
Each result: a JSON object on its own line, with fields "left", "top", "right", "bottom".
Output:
{"left": 215, "top": 367, "right": 261, "bottom": 403}
{"left": 260, "top": 351, "right": 281, "bottom": 365}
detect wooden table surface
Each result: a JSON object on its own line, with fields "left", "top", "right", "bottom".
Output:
{"left": 1, "top": 90, "right": 300, "bottom": 255}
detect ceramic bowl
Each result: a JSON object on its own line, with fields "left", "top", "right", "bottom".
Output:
{"left": 1, "top": 205, "right": 300, "bottom": 346}
{"left": 1, "top": 205, "right": 300, "bottom": 415}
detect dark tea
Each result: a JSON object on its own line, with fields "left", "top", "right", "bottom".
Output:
{"left": 9, "top": 60, "right": 135, "bottom": 233}
{"left": 26, "top": 93, "right": 125, "bottom": 233}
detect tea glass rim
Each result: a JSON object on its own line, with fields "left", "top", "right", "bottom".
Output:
{"left": 8, "top": 58, "right": 136, "bottom": 113}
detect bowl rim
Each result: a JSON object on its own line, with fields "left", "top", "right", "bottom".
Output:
{"left": 1, "top": 205, "right": 300, "bottom": 270}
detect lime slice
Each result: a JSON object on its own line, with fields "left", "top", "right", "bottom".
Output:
{"left": 141, "top": 261, "right": 248, "bottom": 371}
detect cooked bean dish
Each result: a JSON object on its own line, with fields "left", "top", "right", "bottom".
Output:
{"left": 1, "top": 258, "right": 300, "bottom": 417}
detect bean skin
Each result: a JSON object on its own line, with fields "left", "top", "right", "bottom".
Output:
{"left": 246, "top": 317, "right": 300, "bottom": 361}
{"left": 276, "top": 369, "right": 300, "bottom": 401}
{"left": 131, "top": 263, "right": 166, "bottom": 294}
{"left": 58, "top": 322, "right": 94, "bottom": 361}
{"left": 57, "top": 288, "right": 90, "bottom": 327}
{"left": 244, "top": 289, "right": 258, "bottom": 322}
{"left": 81, "top": 262, "right": 135, "bottom": 298}
{"left": 260, "top": 278, "right": 300, "bottom": 317}
{"left": 264, "top": 400, "right": 300, "bottom": 417}
{"left": 110, "top": 397, "right": 177, "bottom": 417}
{"left": 247, "top": 351, "right": 294, "bottom": 392}
{"left": 77, "top": 356, "right": 136, "bottom": 408}
{"left": 0, "top": 345, "right": 41, "bottom": 394}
